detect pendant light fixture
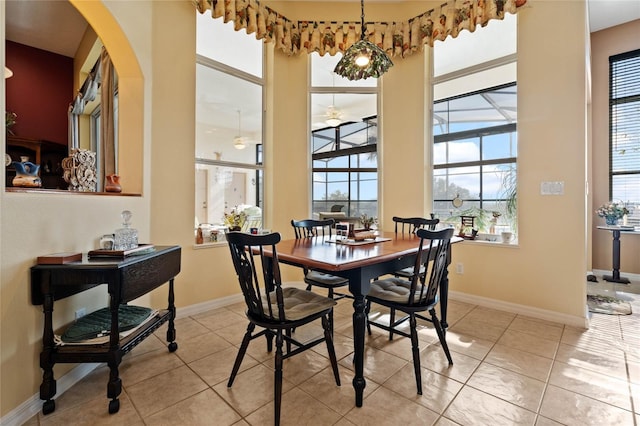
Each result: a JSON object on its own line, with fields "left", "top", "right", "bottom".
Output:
{"left": 233, "top": 109, "right": 246, "bottom": 150}
{"left": 334, "top": 0, "right": 393, "bottom": 81}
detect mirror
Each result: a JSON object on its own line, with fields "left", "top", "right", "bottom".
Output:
{"left": 5, "top": 0, "right": 115, "bottom": 191}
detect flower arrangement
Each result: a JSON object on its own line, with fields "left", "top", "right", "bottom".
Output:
{"left": 6, "top": 111, "right": 17, "bottom": 135}
{"left": 596, "top": 202, "right": 629, "bottom": 225}
{"left": 595, "top": 202, "right": 629, "bottom": 219}
{"left": 360, "top": 213, "right": 377, "bottom": 230}
{"left": 223, "top": 207, "right": 247, "bottom": 230}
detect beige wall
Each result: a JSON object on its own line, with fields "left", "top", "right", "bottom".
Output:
{"left": 0, "top": 0, "right": 619, "bottom": 419}
{"left": 591, "top": 20, "right": 640, "bottom": 275}
{"left": 447, "top": 1, "right": 588, "bottom": 320}
{"left": 0, "top": 0, "right": 151, "bottom": 416}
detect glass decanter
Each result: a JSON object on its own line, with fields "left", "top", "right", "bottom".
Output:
{"left": 113, "top": 210, "right": 138, "bottom": 250}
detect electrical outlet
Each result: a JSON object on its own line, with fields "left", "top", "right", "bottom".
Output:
{"left": 456, "top": 263, "right": 464, "bottom": 274}
{"left": 75, "top": 308, "right": 86, "bottom": 321}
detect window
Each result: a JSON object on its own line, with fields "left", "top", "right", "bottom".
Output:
{"left": 433, "top": 84, "right": 517, "bottom": 231}
{"left": 609, "top": 49, "right": 640, "bottom": 225}
{"left": 195, "top": 11, "right": 264, "bottom": 243}
{"left": 310, "top": 53, "right": 378, "bottom": 219}
{"left": 432, "top": 14, "right": 517, "bottom": 234}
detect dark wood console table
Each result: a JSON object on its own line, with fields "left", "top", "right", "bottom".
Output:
{"left": 30, "top": 245, "right": 181, "bottom": 415}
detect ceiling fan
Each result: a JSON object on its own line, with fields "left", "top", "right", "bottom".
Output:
{"left": 233, "top": 109, "right": 263, "bottom": 149}
{"left": 325, "top": 103, "right": 343, "bottom": 127}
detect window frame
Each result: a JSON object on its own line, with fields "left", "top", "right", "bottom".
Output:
{"left": 432, "top": 82, "right": 518, "bottom": 233}
{"left": 194, "top": 23, "right": 266, "bottom": 243}
{"left": 609, "top": 48, "right": 640, "bottom": 225}
{"left": 309, "top": 55, "right": 379, "bottom": 219}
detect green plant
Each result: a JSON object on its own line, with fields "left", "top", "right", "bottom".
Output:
{"left": 359, "top": 213, "right": 377, "bottom": 229}
{"left": 445, "top": 207, "right": 490, "bottom": 233}
{"left": 5, "top": 111, "right": 17, "bottom": 135}
{"left": 499, "top": 166, "right": 517, "bottom": 232}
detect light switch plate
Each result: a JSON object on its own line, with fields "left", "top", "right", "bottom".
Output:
{"left": 540, "top": 181, "right": 564, "bottom": 195}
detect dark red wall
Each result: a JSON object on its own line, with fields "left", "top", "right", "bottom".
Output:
{"left": 5, "top": 41, "right": 73, "bottom": 145}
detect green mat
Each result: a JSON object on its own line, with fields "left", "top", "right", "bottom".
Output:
{"left": 61, "top": 305, "right": 153, "bottom": 343}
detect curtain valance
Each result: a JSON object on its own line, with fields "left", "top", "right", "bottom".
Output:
{"left": 194, "top": 0, "right": 527, "bottom": 59}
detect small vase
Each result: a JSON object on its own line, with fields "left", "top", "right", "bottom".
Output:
{"left": 105, "top": 174, "right": 122, "bottom": 193}
{"left": 605, "top": 216, "right": 619, "bottom": 226}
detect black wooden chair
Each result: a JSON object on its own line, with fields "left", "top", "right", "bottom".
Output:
{"left": 291, "top": 219, "right": 351, "bottom": 330}
{"left": 366, "top": 227, "right": 454, "bottom": 395}
{"left": 392, "top": 216, "right": 440, "bottom": 279}
{"left": 226, "top": 231, "right": 341, "bottom": 426}
{"left": 373, "top": 216, "right": 440, "bottom": 340}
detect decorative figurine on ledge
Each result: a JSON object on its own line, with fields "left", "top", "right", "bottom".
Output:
{"left": 105, "top": 174, "right": 122, "bottom": 193}
{"left": 11, "top": 161, "right": 42, "bottom": 187}
{"left": 62, "top": 149, "right": 97, "bottom": 192}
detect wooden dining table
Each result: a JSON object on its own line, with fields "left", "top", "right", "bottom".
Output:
{"left": 269, "top": 231, "right": 460, "bottom": 408}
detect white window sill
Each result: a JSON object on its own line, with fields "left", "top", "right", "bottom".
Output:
{"left": 461, "top": 233, "right": 519, "bottom": 248}
{"left": 193, "top": 242, "right": 227, "bottom": 249}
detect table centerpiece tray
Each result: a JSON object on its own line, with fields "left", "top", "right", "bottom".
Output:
{"left": 330, "top": 237, "right": 392, "bottom": 246}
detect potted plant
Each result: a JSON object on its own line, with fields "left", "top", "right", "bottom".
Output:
{"left": 6, "top": 111, "right": 17, "bottom": 135}
{"left": 596, "top": 202, "right": 628, "bottom": 226}
{"left": 223, "top": 207, "right": 247, "bottom": 231}
{"left": 360, "top": 213, "right": 377, "bottom": 230}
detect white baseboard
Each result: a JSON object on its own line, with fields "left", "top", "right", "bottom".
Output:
{"left": 175, "top": 293, "right": 244, "bottom": 318}
{"left": 1, "top": 363, "right": 99, "bottom": 426}
{"left": 448, "top": 291, "right": 589, "bottom": 329}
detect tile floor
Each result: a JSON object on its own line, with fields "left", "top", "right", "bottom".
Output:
{"left": 25, "top": 275, "right": 640, "bottom": 426}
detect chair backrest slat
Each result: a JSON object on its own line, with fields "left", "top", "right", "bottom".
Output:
{"left": 291, "top": 218, "right": 335, "bottom": 239}
{"left": 407, "top": 227, "right": 454, "bottom": 306}
{"left": 227, "top": 231, "right": 286, "bottom": 322}
{"left": 393, "top": 216, "right": 439, "bottom": 236}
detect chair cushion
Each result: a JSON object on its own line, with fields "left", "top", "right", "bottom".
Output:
{"left": 369, "top": 278, "right": 421, "bottom": 304}
{"left": 264, "top": 287, "right": 336, "bottom": 321}
{"left": 394, "top": 264, "right": 425, "bottom": 278}
{"left": 305, "top": 270, "right": 348, "bottom": 286}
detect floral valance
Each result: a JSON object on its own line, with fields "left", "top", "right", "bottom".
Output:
{"left": 194, "top": 0, "right": 527, "bottom": 59}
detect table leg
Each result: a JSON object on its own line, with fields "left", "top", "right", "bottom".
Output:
{"left": 603, "top": 230, "right": 631, "bottom": 284}
{"left": 347, "top": 270, "right": 368, "bottom": 407}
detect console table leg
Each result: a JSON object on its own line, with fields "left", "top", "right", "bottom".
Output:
{"left": 352, "top": 293, "right": 366, "bottom": 407}
{"left": 106, "top": 358, "right": 122, "bottom": 414}
{"left": 167, "top": 278, "right": 178, "bottom": 352}
{"left": 40, "top": 291, "right": 57, "bottom": 415}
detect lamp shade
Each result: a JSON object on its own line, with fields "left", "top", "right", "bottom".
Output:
{"left": 334, "top": 40, "right": 393, "bottom": 80}
{"left": 333, "top": 0, "right": 393, "bottom": 82}
{"left": 4, "top": 67, "right": 13, "bottom": 79}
